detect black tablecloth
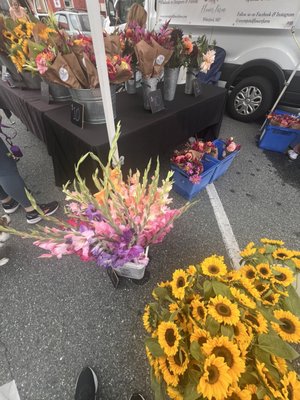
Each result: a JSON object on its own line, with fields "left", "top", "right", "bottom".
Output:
{"left": 44, "top": 84, "right": 227, "bottom": 187}
{"left": 0, "top": 80, "right": 64, "bottom": 142}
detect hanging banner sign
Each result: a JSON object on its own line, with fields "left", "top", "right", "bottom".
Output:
{"left": 157, "top": 0, "right": 299, "bottom": 29}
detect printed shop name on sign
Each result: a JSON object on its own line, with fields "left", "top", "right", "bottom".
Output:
{"left": 157, "top": 0, "right": 299, "bottom": 29}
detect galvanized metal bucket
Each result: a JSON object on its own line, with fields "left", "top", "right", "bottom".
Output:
{"left": 141, "top": 77, "right": 159, "bottom": 110}
{"left": 163, "top": 67, "right": 180, "bottom": 101}
{"left": 49, "top": 82, "right": 71, "bottom": 103}
{"left": 185, "top": 68, "right": 199, "bottom": 95}
{"left": 69, "top": 85, "right": 116, "bottom": 125}
{"left": 125, "top": 76, "right": 137, "bottom": 94}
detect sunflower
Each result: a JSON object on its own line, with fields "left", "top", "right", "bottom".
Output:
{"left": 167, "top": 386, "right": 184, "bottom": 400}
{"left": 191, "top": 298, "right": 207, "bottom": 323}
{"left": 254, "top": 281, "right": 270, "bottom": 295}
{"left": 223, "top": 270, "right": 240, "bottom": 283}
{"left": 245, "top": 384, "right": 259, "bottom": 400}
{"left": 239, "top": 279, "right": 261, "bottom": 300}
{"left": 169, "top": 303, "right": 179, "bottom": 313}
{"left": 202, "top": 335, "right": 246, "bottom": 382}
{"left": 157, "top": 321, "right": 181, "bottom": 356}
{"left": 272, "top": 266, "right": 294, "bottom": 287}
{"left": 143, "top": 305, "right": 155, "bottom": 333}
{"left": 272, "top": 248, "right": 294, "bottom": 260}
{"left": 239, "top": 265, "right": 257, "bottom": 282}
{"left": 271, "top": 310, "right": 300, "bottom": 343}
{"left": 244, "top": 311, "right": 268, "bottom": 334}
{"left": 187, "top": 264, "right": 197, "bottom": 276}
{"left": 291, "top": 257, "right": 300, "bottom": 270}
{"left": 233, "top": 321, "right": 251, "bottom": 344}
{"left": 197, "top": 354, "right": 232, "bottom": 400}
{"left": 169, "top": 348, "right": 189, "bottom": 375}
{"left": 190, "top": 326, "right": 210, "bottom": 346}
{"left": 226, "top": 385, "right": 252, "bottom": 400}
{"left": 208, "top": 295, "right": 240, "bottom": 325}
{"left": 146, "top": 347, "right": 161, "bottom": 381}
{"left": 260, "top": 238, "right": 285, "bottom": 246}
{"left": 240, "top": 242, "right": 257, "bottom": 258}
{"left": 281, "top": 371, "right": 300, "bottom": 400}
{"left": 201, "top": 255, "right": 228, "bottom": 277}
{"left": 256, "top": 361, "right": 282, "bottom": 399}
{"left": 270, "top": 355, "right": 288, "bottom": 376}
{"left": 230, "top": 287, "right": 256, "bottom": 309}
{"left": 159, "top": 357, "right": 179, "bottom": 387}
{"left": 261, "top": 292, "right": 280, "bottom": 306}
{"left": 257, "top": 263, "right": 272, "bottom": 279}
{"left": 3, "top": 31, "right": 15, "bottom": 41}
{"left": 171, "top": 269, "right": 189, "bottom": 300}
{"left": 258, "top": 247, "right": 266, "bottom": 254}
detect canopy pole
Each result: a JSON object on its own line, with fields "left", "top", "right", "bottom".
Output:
{"left": 86, "top": 0, "right": 119, "bottom": 162}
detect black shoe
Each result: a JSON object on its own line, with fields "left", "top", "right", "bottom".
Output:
{"left": 26, "top": 201, "right": 59, "bottom": 224}
{"left": 2, "top": 198, "right": 20, "bottom": 214}
{"left": 75, "top": 367, "right": 98, "bottom": 400}
{"left": 129, "top": 394, "right": 146, "bottom": 400}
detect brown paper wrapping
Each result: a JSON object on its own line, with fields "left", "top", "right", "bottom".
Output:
{"left": 63, "top": 52, "right": 89, "bottom": 88}
{"left": 104, "top": 35, "right": 121, "bottom": 56}
{"left": 42, "top": 52, "right": 82, "bottom": 88}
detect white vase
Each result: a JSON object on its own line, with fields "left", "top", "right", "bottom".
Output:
{"left": 113, "top": 247, "right": 149, "bottom": 280}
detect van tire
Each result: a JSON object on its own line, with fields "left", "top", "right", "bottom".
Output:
{"left": 227, "top": 76, "right": 273, "bottom": 122}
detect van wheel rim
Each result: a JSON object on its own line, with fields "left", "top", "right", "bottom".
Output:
{"left": 234, "top": 86, "right": 263, "bottom": 115}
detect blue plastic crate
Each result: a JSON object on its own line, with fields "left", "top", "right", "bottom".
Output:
{"left": 206, "top": 139, "right": 240, "bottom": 182}
{"left": 259, "top": 109, "right": 300, "bottom": 153}
{"left": 171, "top": 158, "right": 218, "bottom": 200}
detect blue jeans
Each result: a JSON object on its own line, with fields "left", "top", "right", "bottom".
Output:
{"left": 0, "top": 138, "right": 31, "bottom": 208}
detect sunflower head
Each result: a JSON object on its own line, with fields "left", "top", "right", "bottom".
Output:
{"left": 201, "top": 255, "right": 228, "bottom": 277}
{"left": 260, "top": 238, "right": 285, "bottom": 246}
{"left": 191, "top": 298, "right": 207, "bottom": 323}
{"left": 240, "top": 265, "right": 257, "bottom": 281}
{"left": 168, "top": 348, "right": 189, "bottom": 375}
{"left": 157, "top": 321, "right": 181, "bottom": 356}
{"left": 272, "top": 248, "right": 293, "bottom": 260}
{"left": 272, "top": 265, "right": 294, "bottom": 287}
{"left": 208, "top": 295, "right": 240, "bottom": 326}
{"left": 171, "top": 269, "right": 188, "bottom": 300}
{"left": 257, "top": 263, "right": 272, "bottom": 279}
{"left": 281, "top": 371, "right": 300, "bottom": 400}
{"left": 271, "top": 310, "right": 300, "bottom": 343}
{"left": 243, "top": 311, "right": 268, "bottom": 334}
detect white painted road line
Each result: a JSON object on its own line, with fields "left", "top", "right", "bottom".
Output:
{"left": 206, "top": 183, "right": 241, "bottom": 269}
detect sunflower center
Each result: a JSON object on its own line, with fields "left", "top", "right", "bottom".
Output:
{"left": 245, "top": 314, "right": 259, "bottom": 326}
{"left": 228, "top": 394, "right": 241, "bottom": 400}
{"left": 277, "top": 253, "right": 287, "bottom": 258}
{"left": 177, "top": 277, "right": 186, "bottom": 288}
{"left": 165, "top": 328, "right": 176, "bottom": 346}
{"left": 264, "top": 295, "right": 274, "bottom": 303}
{"left": 213, "top": 346, "right": 234, "bottom": 367}
{"left": 246, "top": 270, "right": 255, "bottom": 279}
{"left": 197, "top": 306, "right": 205, "bottom": 319}
{"left": 280, "top": 318, "right": 296, "bottom": 334}
{"left": 198, "top": 336, "right": 207, "bottom": 346}
{"left": 233, "top": 325, "right": 240, "bottom": 336}
{"left": 275, "top": 273, "right": 287, "bottom": 282}
{"left": 260, "top": 268, "right": 269, "bottom": 275}
{"left": 287, "top": 383, "right": 293, "bottom": 400}
{"left": 216, "top": 303, "right": 232, "bottom": 317}
{"left": 207, "top": 365, "right": 220, "bottom": 384}
{"left": 174, "top": 350, "right": 186, "bottom": 366}
{"left": 208, "top": 265, "right": 219, "bottom": 274}
{"left": 255, "top": 284, "right": 266, "bottom": 292}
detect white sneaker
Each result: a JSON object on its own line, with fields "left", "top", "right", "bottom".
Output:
{"left": 288, "top": 149, "right": 299, "bottom": 160}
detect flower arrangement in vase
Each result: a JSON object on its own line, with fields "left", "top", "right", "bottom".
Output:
{"left": 0, "top": 123, "right": 189, "bottom": 280}
{"left": 143, "top": 238, "right": 300, "bottom": 400}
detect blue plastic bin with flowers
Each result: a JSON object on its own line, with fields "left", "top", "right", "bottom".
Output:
{"left": 259, "top": 110, "right": 300, "bottom": 153}
{"left": 171, "top": 140, "right": 219, "bottom": 200}
{"left": 205, "top": 137, "right": 241, "bottom": 182}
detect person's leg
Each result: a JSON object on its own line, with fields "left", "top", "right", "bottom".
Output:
{"left": 288, "top": 143, "right": 300, "bottom": 160}
{"left": 75, "top": 367, "right": 98, "bottom": 400}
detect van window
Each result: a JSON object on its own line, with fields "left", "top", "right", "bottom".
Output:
{"left": 69, "top": 14, "right": 80, "bottom": 32}
{"left": 58, "top": 14, "right": 69, "bottom": 30}
{"left": 78, "top": 14, "right": 91, "bottom": 32}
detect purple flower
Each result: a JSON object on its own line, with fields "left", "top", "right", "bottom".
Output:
{"left": 85, "top": 204, "right": 103, "bottom": 221}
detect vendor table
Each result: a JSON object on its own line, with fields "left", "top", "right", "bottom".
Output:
{"left": 0, "top": 80, "right": 64, "bottom": 143}
{"left": 43, "top": 84, "right": 227, "bottom": 187}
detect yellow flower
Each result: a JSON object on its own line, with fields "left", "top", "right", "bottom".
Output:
{"left": 260, "top": 238, "right": 285, "bottom": 246}
{"left": 271, "top": 310, "right": 300, "bottom": 343}
{"left": 258, "top": 247, "right": 266, "bottom": 254}
{"left": 191, "top": 298, "right": 207, "bottom": 323}
{"left": 240, "top": 242, "right": 257, "bottom": 258}
{"left": 239, "top": 265, "right": 257, "bottom": 281}
{"left": 157, "top": 321, "right": 181, "bottom": 356}
{"left": 281, "top": 371, "right": 300, "bottom": 400}
{"left": 3, "top": 31, "right": 15, "bottom": 41}
{"left": 271, "top": 355, "right": 288, "bottom": 376}
{"left": 226, "top": 385, "right": 252, "bottom": 400}
{"left": 261, "top": 292, "right": 280, "bottom": 306}
{"left": 244, "top": 311, "right": 268, "bottom": 334}
{"left": 272, "top": 266, "right": 294, "bottom": 287}
{"left": 256, "top": 361, "right": 283, "bottom": 399}
{"left": 257, "top": 263, "right": 272, "bottom": 279}
{"left": 171, "top": 269, "right": 188, "bottom": 300}
{"left": 168, "top": 348, "right": 189, "bottom": 375}
{"left": 208, "top": 295, "right": 240, "bottom": 325}
{"left": 145, "top": 347, "right": 161, "bottom": 381}
{"left": 167, "top": 386, "right": 183, "bottom": 400}
{"left": 291, "top": 257, "right": 300, "bottom": 270}
{"left": 143, "top": 305, "right": 153, "bottom": 333}
{"left": 254, "top": 281, "right": 270, "bottom": 295}
{"left": 169, "top": 303, "right": 179, "bottom": 313}
{"left": 273, "top": 248, "right": 294, "bottom": 260}
{"left": 197, "top": 354, "right": 232, "bottom": 400}
{"left": 159, "top": 357, "right": 179, "bottom": 387}
{"left": 190, "top": 327, "right": 210, "bottom": 346}
{"left": 233, "top": 321, "right": 250, "bottom": 343}
{"left": 202, "top": 335, "right": 246, "bottom": 383}
{"left": 201, "top": 255, "right": 228, "bottom": 277}
{"left": 187, "top": 264, "right": 197, "bottom": 276}
{"left": 230, "top": 287, "right": 256, "bottom": 309}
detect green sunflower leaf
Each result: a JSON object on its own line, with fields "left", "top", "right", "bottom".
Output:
{"left": 264, "top": 244, "right": 278, "bottom": 254}
{"left": 257, "top": 334, "right": 299, "bottom": 360}
{"left": 190, "top": 341, "right": 204, "bottom": 363}
{"left": 152, "top": 287, "right": 169, "bottom": 302}
{"left": 145, "top": 338, "right": 165, "bottom": 357}
{"left": 284, "top": 285, "right": 300, "bottom": 317}
{"left": 256, "top": 386, "right": 267, "bottom": 400}
{"left": 238, "top": 371, "right": 259, "bottom": 386}
{"left": 184, "top": 383, "right": 200, "bottom": 400}
{"left": 150, "top": 368, "right": 166, "bottom": 400}
{"left": 220, "top": 324, "right": 234, "bottom": 339}
{"left": 256, "top": 305, "right": 280, "bottom": 324}
{"left": 206, "top": 315, "right": 220, "bottom": 336}
{"left": 203, "top": 280, "right": 214, "bottom": 300}
{"left": 212, "top": 280, "right": 231, "bottom": 297}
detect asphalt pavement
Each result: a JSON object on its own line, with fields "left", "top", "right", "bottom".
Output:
{"left": 0, "top": 107, "right": 299, "bottom": 400}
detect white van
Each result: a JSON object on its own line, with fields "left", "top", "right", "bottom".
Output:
{"left": 108, "top": 0, "right": 300, "bottom": 122}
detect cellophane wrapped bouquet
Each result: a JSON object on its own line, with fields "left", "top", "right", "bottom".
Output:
{"left": 143, "top": 238, "right": 300, "bottom": 400}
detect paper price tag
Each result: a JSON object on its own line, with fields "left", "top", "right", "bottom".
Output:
{"left": 70, "top": 101, "right": 84, "bottom": 128}
{"left": 193, "top": 79, "right": 202, "bottom": 97}
{"left": 148, "top": 89, "right": 165, "bottom": 114}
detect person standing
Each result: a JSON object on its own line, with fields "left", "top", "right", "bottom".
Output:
{"left": 9, "top": 0, "right": 30, "bottom": 21}
{"left": 126, "top": 3, "right": 147, "bottom": 28}
{"left": 288, "top": 143, "right": 300, "bottom": 161}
